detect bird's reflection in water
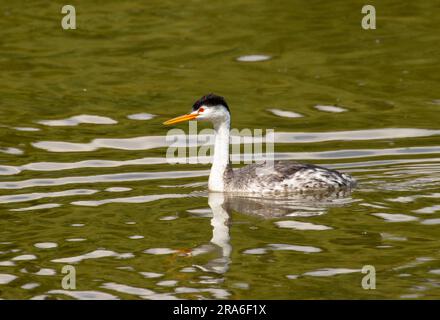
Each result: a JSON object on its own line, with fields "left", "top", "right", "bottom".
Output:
{"left": 224, "top": 189, "right": 355, "bottom": 218}
{"left": 192, "top": 189, "right": 354, "bottom": 274}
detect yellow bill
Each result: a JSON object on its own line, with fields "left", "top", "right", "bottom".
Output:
{"left": 163, "top": 113, "right": 197, "bottom": 125}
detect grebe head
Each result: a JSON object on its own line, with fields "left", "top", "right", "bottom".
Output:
{"left": 163, "top": 93, "right": 230, "bottom": 126}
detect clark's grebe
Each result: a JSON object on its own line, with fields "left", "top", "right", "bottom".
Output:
{"left": 164, "top": 94, "right": 356, "bottom": 194}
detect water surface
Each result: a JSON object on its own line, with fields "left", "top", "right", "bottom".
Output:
{"left": 0, "top": 0, "right": 440, "bottom": 299}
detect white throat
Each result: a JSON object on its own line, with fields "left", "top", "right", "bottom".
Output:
{"left": 208, "top": 116, "right": 230, "bottom": 192}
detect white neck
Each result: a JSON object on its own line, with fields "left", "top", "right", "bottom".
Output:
{"left": 208, "top": 117, "right": 230, "bottom": 192}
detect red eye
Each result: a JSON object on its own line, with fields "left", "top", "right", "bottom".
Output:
{"left": 198, "top": 107, "right": 205, "bottom": 113}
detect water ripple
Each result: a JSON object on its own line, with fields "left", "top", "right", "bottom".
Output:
{"left": 372, "top": 213, "right": 419, "bottom": 222}
{"left": 236, "top": 55, "right": 271, "bottom": 62}
{"left": 268, "top": 243, "right": 322, "bottom": 253}
{"left": 10, "top": 203, "right": 61, "bottom": 212}
{"left": 0, "top": 274, "right": 17, "bottom": 284}
{"left": 72, "top": 193, "right": 189, "bottom": 207}
{"left": 3, "top": 148, "right": 440, "bottom": 179}
{"left": 48, "top": 290, "right": 118, "bottom": 300}
{"left": 127, "top": 113, "right": 155, "bottom": 120}
{"left": 0, "top": 189, "right": 97, "bottom": 203}
{"left": 268, "top": 109, "right": 303, "bottom": 118}
{"left": 31, "top": 128, "right": 440, "bottom": 153}
{"left": 38, "top": 114, "right": 117, "bottom": 127}
{"left": 303, "top": 268, "right": 360, "bottom": 277}
{"left": 275, "top": 220, "right": 332, "bottom": 230}
{"left": 314, "top": 105, "right": 347, "bottom": 113}
{"left": 0, "top": 171, "right": 208, "bottom": 190}
{"left": 52, "top": 249, "right": 132, "bottom": 264}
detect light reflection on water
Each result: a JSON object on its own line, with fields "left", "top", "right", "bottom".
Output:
{"left": 38, "top": 115, "right": 118, "bottom": 127}
{"left": 30, "top": 128, "right": 440, "bottom": 153}
{"left": 1, "top": 126, "right": 440, "bottom": 299}
{"left": 1, "top": 0, "right": 440, "bottom": 300}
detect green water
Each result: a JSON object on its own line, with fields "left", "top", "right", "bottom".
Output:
{"left": 1, "top": 0, "right": 440, "bottom": 299}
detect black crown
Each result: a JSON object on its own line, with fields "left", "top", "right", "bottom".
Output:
{"left": 192, "top": 93, "right": 230, "bottom": 112}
